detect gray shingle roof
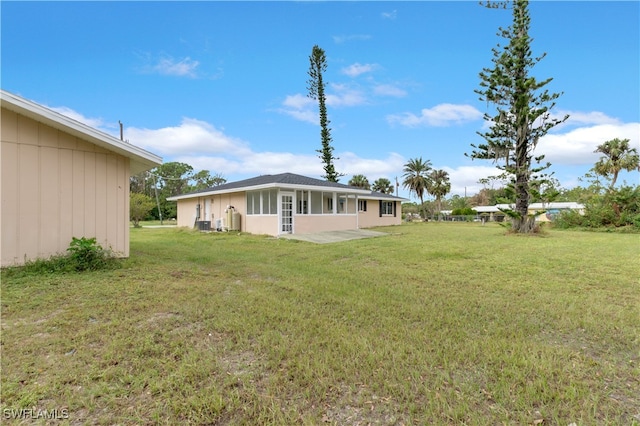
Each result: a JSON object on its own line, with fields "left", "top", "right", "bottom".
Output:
{"left": 168, "top": 172, "right": 406, "bottom": 201}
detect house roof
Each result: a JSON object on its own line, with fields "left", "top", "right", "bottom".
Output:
{"left": 1, "top": 89, "right": 162, "bottom": 174}
{"left": 443, "top": 202, "right": 586, "bottom": 215}
{"left": 168, "top": 172, "right": 408, "bottom": 201}
{"left": 496, "top": 202, "right": 585, "bottom": 210}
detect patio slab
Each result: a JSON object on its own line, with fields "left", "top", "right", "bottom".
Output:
{"left": 277, "top": 229, "right": 388, "bottom": 244}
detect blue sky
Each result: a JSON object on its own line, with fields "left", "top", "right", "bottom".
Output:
{"left": 2, "top": 1, "right": 639, "bottom": 200}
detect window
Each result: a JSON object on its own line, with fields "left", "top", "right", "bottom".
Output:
{"left": 381, "top": 201, "right": 394, "bottom": 216}
{"left": 269, "top": 190, "right": 278, "bottom": 214}
{"left": 247, "top": 189, "right": 278, "bottom": 215}
{"left": 296, "top": 190, "right": 309, "bottom": 214}
{"left": 310, "top": 191, "right": 323, "bottom": 214}
{"left": 246, "top": 192, "right": 256, "bottom": 215}
{"left": 358, "top": 199, "right": 367, "bottom": 212}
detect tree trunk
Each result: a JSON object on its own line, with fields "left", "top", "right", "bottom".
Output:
{"left": 511, "top": 215, "right": 536, "bottom": 233}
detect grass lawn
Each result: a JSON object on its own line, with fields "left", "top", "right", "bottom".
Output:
{"left": 1, "top": 223, "right": 638, "bottom": 425}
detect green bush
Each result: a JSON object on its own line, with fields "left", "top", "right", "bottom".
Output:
{"left": 67, "top": 237, "right": 116, "bottom": 271}
{"left": 451, "top": 207, "right": 477, "bottom": 216}
{"left": 554, "top": 185, "right": 640, "bottom": 231}
{"left": 3, "top": 237, "right": 119, "bottom": 277}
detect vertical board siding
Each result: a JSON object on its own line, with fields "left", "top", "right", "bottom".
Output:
{"left": 40, "top": 146, "right": 60, "bottom": 255}
{"left": 84, "top": 152, "right": 97, "bottom": 238}
{"left": 18, "top": 143, "right": 39, "bottom": 261}
{"left": 1, "top": 110, "right": 131, "bottom": 266}
{"left": 1, "top": 139, "right": 19, "bottom": 264}
{"left": 59, "top": 149, "right": 74, "bottom": 254}
{"left": 94, "top": 153, "right": 108, "bottom": 248}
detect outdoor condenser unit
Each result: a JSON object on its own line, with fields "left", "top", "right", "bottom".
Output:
{"left": 197, "top": 221, "right": 211, "bottom": 231}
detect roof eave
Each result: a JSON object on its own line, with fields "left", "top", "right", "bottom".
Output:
{"left": 168, "top": 182, "right": 373, "bottom": 201}
{"left": 1, "top": 90, "right": 162, "bottom": 174}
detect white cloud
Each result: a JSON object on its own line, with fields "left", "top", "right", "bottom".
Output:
{"left": 326, "top": 84, "right": 367, "bottom": 107}
{"left": 50, "top": 106, "right": 108, "bottom": 130}
{"left": 387, "top": 103, "right": 483, "bottom": 127}
{"left": 341, "top": 63, "right": 377, "bottom": 77}
{"left": 373, "top": 84, "right": 407, "bottom": 98}
{"left": 282, "top": 93, "right": 313, "bottom": 110}
{"left": 332, "top": 34, "right": 371, "bottom": 44}
{"left": 553, "top": 110, "right": 622, "bottom": 127}
{"left": 381, "top": 10, "right": 397, "bottom": 20}
{"left": 137, "top": 53, "right": 201, "bottom": 78}
{"left": 127, "top": 118, "right": 252, "bottom": 157}
{"left": 279, "top": 85, "right": 367, "bottom": 124}
{"left": 124, "top": 116, "right": 413, "bottom": 184}
{"left": 537, "top": 122, "right": 640, "bottom": 165}
{"left": 277, "top": 94, "right": 316, "bottom": 124}
{"left": 154, "top": 56, "right": 199, "bottom": 77}
{"left": 338, "top": 152, "right": 406, "bottom": 178}
{"left": 443, "top": 165, "right": 504, "bottom": 197}
{"left": 175, "top": 152, "right": 322, "bottom": 177}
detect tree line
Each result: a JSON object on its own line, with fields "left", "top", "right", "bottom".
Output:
{"left": 400, "top": 138, "right": 639, "bottom": 229}
{"left": 130, "top": 162, "right": 226, "bottom": 226}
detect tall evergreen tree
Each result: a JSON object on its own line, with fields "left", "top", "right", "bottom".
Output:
{"left": 307, "top": 45, "right": 342, "bottom": 182}
{"left": 469, "top": 0, "right": 568, "bottom": 233}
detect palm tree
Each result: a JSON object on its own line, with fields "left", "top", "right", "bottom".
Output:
{"left": 348, "top": 174, "right": 370, "bottom": 189}
{"left": 402, "top": 157, "right": 432, "bottom": 218}
{"left": 372, "top": 178, "right": 394, "bottom": 194}
{"left": 593, "top": 138, "right": 640, "bottom": 189}
{"left": 427, "top": 169, "right": 451, "bottom": 220}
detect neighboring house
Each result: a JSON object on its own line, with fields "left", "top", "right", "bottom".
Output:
{"left": 444, "top": 202, "right": 585, "bottom": 222}
{"left": 515, "top": 202, "right": 585, "bottom": 222}
{"left": 1, "top": 89, "right": 162, "bottom": 267}
{"left": 168, "top": 173, "right": 406, "bottom": 236}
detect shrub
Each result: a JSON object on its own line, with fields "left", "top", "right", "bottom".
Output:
{"left": 554, "top": 185, "right": 640, "bottom": 231}
{"left": 3, "top": 237, "right": 120, "bottom": 277}
{"left": 67, "top": 237, "right": 116, "bottom": 271}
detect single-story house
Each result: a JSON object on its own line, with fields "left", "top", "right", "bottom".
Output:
{"left": 168, "top": 173, "right": 406, "bottom": 236}
{"left": 1, "top": 89, "right": 162, "bottom": 267}
{"left": 514, "top": 202, "right": 585, "bottom": 222}
{"left": 443, "top": 202, "right": 585, "bottom": 222}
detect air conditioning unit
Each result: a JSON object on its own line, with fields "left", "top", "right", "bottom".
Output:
{"left": 197, "top": 221, "right": 211, "bottom": 231}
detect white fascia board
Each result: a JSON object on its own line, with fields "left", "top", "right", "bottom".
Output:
{"left": 167, "top": 182, "right": 371, "bottom": 201}
{"left": 1, "top": 90, "right": 162, "bottom": 174}
{"left": 359, "top": 195, "right": 409, "bottom": 202}
{"left": 277, "top": 183, "right": 371, "bottom": 194}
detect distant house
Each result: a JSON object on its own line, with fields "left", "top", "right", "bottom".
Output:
{"left": 168, "top": 173, "right": 406, "bottom": 236}
{"left": 444, "top": 202, "right": 585, "bottom": 222}
{"left": 1, "top": 90, "right": 162, "bottom": 266}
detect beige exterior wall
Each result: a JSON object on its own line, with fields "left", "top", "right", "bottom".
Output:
{"left": 175, "top": 192, "right": 246, "bottom": 230}
{"left": 175, "top": 198, "right": 200, "bottom": 228}
{"left": 1, "top": 108, "right": 130, "bottom": 266}
{"left": 245, "top": 215, "right": 278, "bottom": 236}
{"left": 357, "top": 200, "right": 402, "bottom": 229}
{"left": 173, "top": 191, "right": 403, "bottom": 236}
{"left": 294, "top": 214, "right": 358, "bottom": 234}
